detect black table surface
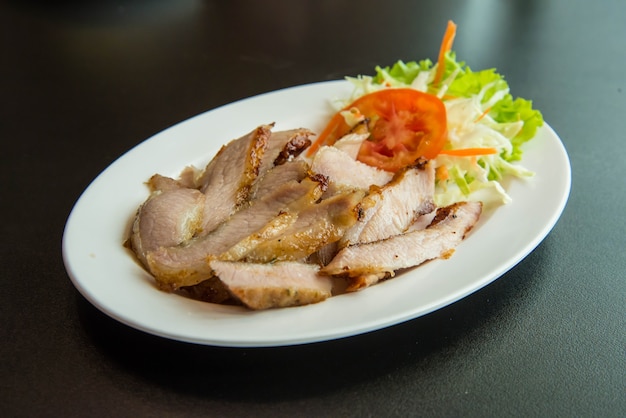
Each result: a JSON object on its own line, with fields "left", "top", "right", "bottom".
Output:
{"left": 3, "top": 1, "right": 625, "bottom": 416}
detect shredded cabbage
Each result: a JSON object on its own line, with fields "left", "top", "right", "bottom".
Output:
{"left": 337, "top": 52, "right": 543, "bottom": 207}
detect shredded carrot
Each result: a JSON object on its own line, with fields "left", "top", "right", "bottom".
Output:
{"left": 438, "top": 147, "right": 498, "bottom": 157}
{"left": 474, "top": 106, "right": 492, "bottom": 123}
{"left": 305, "top": 112, "right": 345, "bottom": 157}
{"left": 433, "top": 20, "right": 457, "bottom": 86}
{"left": 436, "top": 165, "right": 449, "bottom": 181}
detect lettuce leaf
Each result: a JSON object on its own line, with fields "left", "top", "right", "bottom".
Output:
{"left": 373, "top": 59, "right": 433, "bottom": 85}
{"left": 370, "top": 52, "right": 543, "bottom": 162}
{"left": 490, "top": 95, "right": 544, "bottom": 161}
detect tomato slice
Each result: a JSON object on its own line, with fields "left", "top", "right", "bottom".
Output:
{"left": 308, "top": 88, "right": 447, "bottom": 172}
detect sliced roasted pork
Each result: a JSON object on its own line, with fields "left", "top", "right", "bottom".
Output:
{"left": 407, "top": 210, "right": 438, "bottom": 232}
{"left": 218, "top": 211, "right": 298, "bottom": 262}
{"left": 311, "top": 145, "right": 393, "bottom": 191}
{"left": 128, "top": 120, "right": 490, "bottom": 309}
{"left": 146, "top": 174, "right": 187, "bottom": 192}
{"left": 250, "top": 160, "right": 309, "bottom": 200}
{"left": 233, "top": 189, "right": 366, "bottom": 263}
{"left": 210, "top": 260, "right": 332, "bottom": 309}
{"left": 332, "top": 132, "right": 369, "bottom": 159}
{"left": 130, "top": 188, "right": 205, "bottom": 268}
{"left": 181, "top": 276, "right": 237, "bottom": 305}
{"left": 147, "top": 168, "right": 200, "bottom": 192}
{"left": 268, "top": 128, "right": 313, "bottom": 167}
{"left": 345, "top": 272, "right": 390, "bottom": 292}
{"left": 195, "top": 124, "right": 272, "bottom": 236}
{"left": 341, "top": 158, "right": 436, "bottom": 246}
{"left": 308, "top": 241, "right": 339, "bottom": 266}
{"left": 322, "top": 201, "right": 482, "bottom": 278}
{"left": 146, "top": 176, "right": 326, "bottom": 290}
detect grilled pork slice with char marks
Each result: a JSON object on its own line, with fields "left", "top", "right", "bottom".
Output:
{"left": 250, "top": 160, "right": 309, "bottom": 200}
{"left": 268, "top": 128, "right": 313, "bottom": 167}
{"left": 234, "top": 189, "right": 366, "bottom": 263}
{"left": 248, "top": 128, "right": 313, "bottom": 199}
{"left": 322, "top": 201, "right": 482, "bottom": 278}
{"left": 210, "top": 260, "right": 332, "bottom": 310}
{"left": 130, "top": 188, "right": 205, "bottom": 269}
{"left": 146, "top": 176, "right": 326, "bottom": 290}
{"left": 195, "top": 124, "right": 272, "bottom": 236}
{"left": 311, "top": 145, "right": 393, "bottom": 192}
{"left": 341, "top": 158, "right": 436, "bottom": 247}
{"left": 218, "top": 211, "right": 299, "bottom": 262}
{"left": 249, "top": 128, "right": 313, "bottom": 194}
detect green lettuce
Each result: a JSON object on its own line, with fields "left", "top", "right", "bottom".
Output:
{"left": 371, "top": 52, "right": 544, "bottom": 162}
{"left": 373, "top": 59, "right": 433, "bottom": 85}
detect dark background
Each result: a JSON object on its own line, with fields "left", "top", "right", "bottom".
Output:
{"left": 2, "top": 1, "right": 625, "bottom": 416}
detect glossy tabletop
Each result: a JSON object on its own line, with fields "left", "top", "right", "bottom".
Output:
{"left": 2, "top": 1, "right": 625, "bottom": 416}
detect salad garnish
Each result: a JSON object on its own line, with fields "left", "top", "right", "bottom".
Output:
{"left": 311, "top": 20, "right": 544, "bottom": 207}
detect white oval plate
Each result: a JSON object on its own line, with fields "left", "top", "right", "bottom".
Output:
{"left": 62, "top": 80, "right": 571, "bottom": 347}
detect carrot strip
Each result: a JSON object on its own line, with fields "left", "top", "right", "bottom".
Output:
{"left": 474, "top": 106, "right": 492, "bottom": 123}
{"left": 433, "top": 20, "right": 457, "bottom": 86}
{"left": 438, "top": 147, "right": 498, "bottom": 156}
{"left": 306, "top": 112, "right": 345, "bottom": 157}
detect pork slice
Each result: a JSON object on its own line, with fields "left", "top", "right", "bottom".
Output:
{"left": 195, "top": 124, "right": 272, "bottom": 236}
{"left": 181, "top": 276, "right": 239, "bottom": 305}
{"left": 406, "top": 211, "right": 438, "bottom": 232}
{"left": 340, "top": 158, "right": 436, "bottom": 246}
{"left": 250, "top": 160, "right": 310, "bottom": 200}
{"left": 344, "top": 272, "right": 391, "bottom": 292}
{"left": 177, "top": 166, "right": 201, "bottom": 189}
{"left": 307, "top": 241, "right": 339, "bottom": 266}
{"left": 238, "top": 189, "right": 366, "bottom": 264}
{"left": 269, "top": 129, "right": 314, "bottom": 167}
{"left": 146, "top": 174, "right": 184, "bottom": 192}
{"left": 218, "top": 211, "right": 299, "bottom": 262}
{"left": 145, "top": 176, "right": 326, "bottom": 290}
{"left": 332, "top": 133, "right": 369, "bottom": 160}
{"left": 130, "top": 188, "right": 205, "bottom": 268}
{"left": 149, "top": 162, "right": 201, "bottom": 191}
{"left": 310, "top": 146, "right": 393, "bottom": 191}
{"left": 210, "top": 260, "right": 332, "bottom": 310}
{"left": 322, "top": 201, "right": 482, "bottom": 277}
